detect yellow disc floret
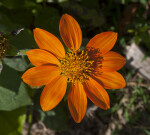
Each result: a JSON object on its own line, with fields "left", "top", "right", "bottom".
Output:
{"left": 59, "top": 48, "right": 103, "bottom": 83}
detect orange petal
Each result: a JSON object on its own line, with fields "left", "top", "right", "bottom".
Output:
{"left": 34, "top": 28, "right": 65, "bottom": 59}
{"left": 68, "top": 81, "right": 87, "bottom": 123}
{"left": 40, "top": 75, "right": 67, "bottom": 111}
{"left": 27, "top": 49, "right": 60, "bottom": 66}
{"left": 95, "top": 71, "right": 126, "bottom": 89}
{"left": 59, "top": 14, "right": 82, "bottom": 51}
{"left": 102, "top": 51, "right": 126, "bottom": 71}
{"left": 86, "top": 32, "right": 117, "bottom": 55}
{"left": 22, "top": 66, "right": 60, "bottom": 86}
{"left": 83, "top": 77, "right": 110, "bottom": 110}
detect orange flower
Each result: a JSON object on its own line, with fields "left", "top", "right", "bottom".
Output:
{"left": 22, "top": 14, "right": 126, "bottom": 123}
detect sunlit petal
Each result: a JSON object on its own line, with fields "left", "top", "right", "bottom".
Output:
{"left": 102, "top": 51, "right": 126, "bottom": 71}
{"left": 95, "top": 71, "right": 126, "bottom": 89}
{"left": 22, "top": 66, "right": 60, "bottom": 86}
{"left": 40, "top": 75, "right": 67, "bottom": 111}
{"left": 68, "top": 81, "right": 87, "bottom": 123}
{"left": 34, "top": 28, "right": 65, "bottom": 58}
{"left": 27, "top": 49, "right": 60, "bottom": 66}
{"left": 59, "top": 14, "right": 82, "bottom": 51}
{"left": 83, "top": 77, "right": 110, "bottom": 110}
{"left": 86, "top": 32, "right": 117, "bottom": 55}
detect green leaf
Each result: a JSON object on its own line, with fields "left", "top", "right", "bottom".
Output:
{"left": 0, "top": 0, "right": 25, "bottom": 9}
{"left": 140, "top": 25, "right": 149, "bottom": 32}
{"left": 34, "top": 7, "right": 60, "bottom": 36}
{"left": 0, "top": 0, "right": 36, "bottom": 9}
{"left": 7, "top": 44, "right": 18, "bottom": 56}
{"left": 81, "top": 0, "right": 99, "bottom": 9}
{"left": 60, "top": 1, "right": 105, "bottom": 27}
{"left": 0, "top": 107, "right": 26, "bottom": 135}
{"left": 34, "top": 90, "right": 68, "bottom": 131}
{"left": 144, "top": 129, "right": 150, "bottom": 135}
{"left": 0, "top": 63, "right": 32, "bottom": 111}
{"left": 9, "top": 29, "right": 36, "bottom": 49}
{"left": 128, "top": 29, "right": 134, "bottom": 33}
{"left": 9, "top": 9, "right": 33, "bottom": 28}
{"left": 19, "top": 49, "right": 31, "bottom": 56}
{"left": 140, "top": 0, "right": 148, "bottom": 5}
{"left": 140, "top": 32, "right": 150, "bottom": 51}
{"left": 0, "top": 12, "right": 21, "bottom": 33}
{"left": 3, "top": 56, "right": 30, "bottom": 72}
{"left": 134, "top": 35, "right": 140, "bottom": 45}
{"left": 40, "top": 101, "right": 68, "bottom": 131}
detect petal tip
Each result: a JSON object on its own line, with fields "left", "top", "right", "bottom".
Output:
{"left": 21, "top": 74, "right": 29, "bottom": 86}
{"left": 63, "top": 13, "right": 69, "bottom": 16}
{"left": 112, "top": 32, "right": 117, "bottom": 38}
{"left": 40, "top": 99, "right": 51, "bottom": 112}
{"left": 33, "top": 28, "right": 40, "bottom": 36}
{"left": 33, "top": 28, "right": 39, "bottom": 32}
{"left": 110, "top": 31, "right": 117, "bottom": 38}
{"left": 33, "top": 28, "right": 43, "bottom": 34}
{"left": 123, "top": 58, "right": 126, "bottom": 63}
{"left": 119, "top": 77, "right": 126, "bottom": 89}
{"left": 75, "top": 119, "right": 82, "bottom": 123}
{"left": 120, "top": 75, "right": 126, "bottom": 88}
{"left": 106, "top": 104, "right": 110, "bottom": 110}
{"left": 106, "top": 100, "right": 110, "bottom": 110}
{"left": 41, "top": 105, "right": 49, "bottom": 111}
{"left": 123, "top": 80, "right": 126, "bottom": 88}
{"left": 21, "top": 73, "right": 25, "bottom": 80}
{"left": 41, "top": 106, "right": 49, "bottom": 112}
{"left": 61, "top": 14, "right": 68, "bottom": 20}
{"left": 115, "top": 32, "right": 118, "bottom": 37}
{"left": 99, "top": 103, "right": 110, "bottom": 110}
{"left": 62, "top": 14, "right": 71, "bottom": 18}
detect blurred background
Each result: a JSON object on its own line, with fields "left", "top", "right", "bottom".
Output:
{"left": 0, "top": 0, "right": 150, "bottom": 135}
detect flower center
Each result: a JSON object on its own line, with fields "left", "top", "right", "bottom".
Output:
{"left": 0, "top": 33, "right": 8, "bottom": 60}
{"left": 59, "top": 48, "right": 103, "bottom": 83}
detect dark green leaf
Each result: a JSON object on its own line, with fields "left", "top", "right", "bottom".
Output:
{"left": 35, "top": 7, "right": 60, "bottom": 36}
{"left": 0, "top": 0, "right": 36, "bottom": 9}
{"left": 81, "top": 0, "right": 99, "bottom": 9}
{"left": 40, "top": 101, "right": 68, "bottom": 131}
{"left": 9, "top": 9, "right": 33, "bottom": 28}
{"left": 9, "top": 29, "right": 36, "bottom": 49}
{"left": 7, "top": 44, "right": 18, "bottom": 56}
{"left": 60, "top": 1, "right": 105, "bottom": 27}
{"left": 0, "top": 12, "right": 21, "bottom": 33}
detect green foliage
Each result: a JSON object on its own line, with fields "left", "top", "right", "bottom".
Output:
{"left": 7, "top": 44, "right": 18, "bottom": 56}
{"left": 144, "top": 129, "right": 150, "bottom": 135}
{"left": 9, "top": 29, "right": 36, "bottom": 49}
{"left": 0, "top": 0, "right": 36, "bottom": 9}
{"left": 34, "top": 7, "right": 60, "bottom": 36}
{"left": 0, "top": 12, "right": 21, "bottom": 33}
{"left": 60, "top": 1, "right": 105, "bottom": 29}
{"left": 33, "top": 90, "right": 68, "bottom": 131}
{"left": 40, "top": 103, "right": 68, "bottom": 131}
{"left": 3, "top": 56, "right": 30, "bottom": 72}
{"left": 0, "top": 63, "right": 32, "bottom": 111}
{"left": 0, "top": 107, "right": 26, "bottom": 135}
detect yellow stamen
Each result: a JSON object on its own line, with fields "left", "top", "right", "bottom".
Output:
{"left": 59, "top": 48, "right": 103, "bottom": 83}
